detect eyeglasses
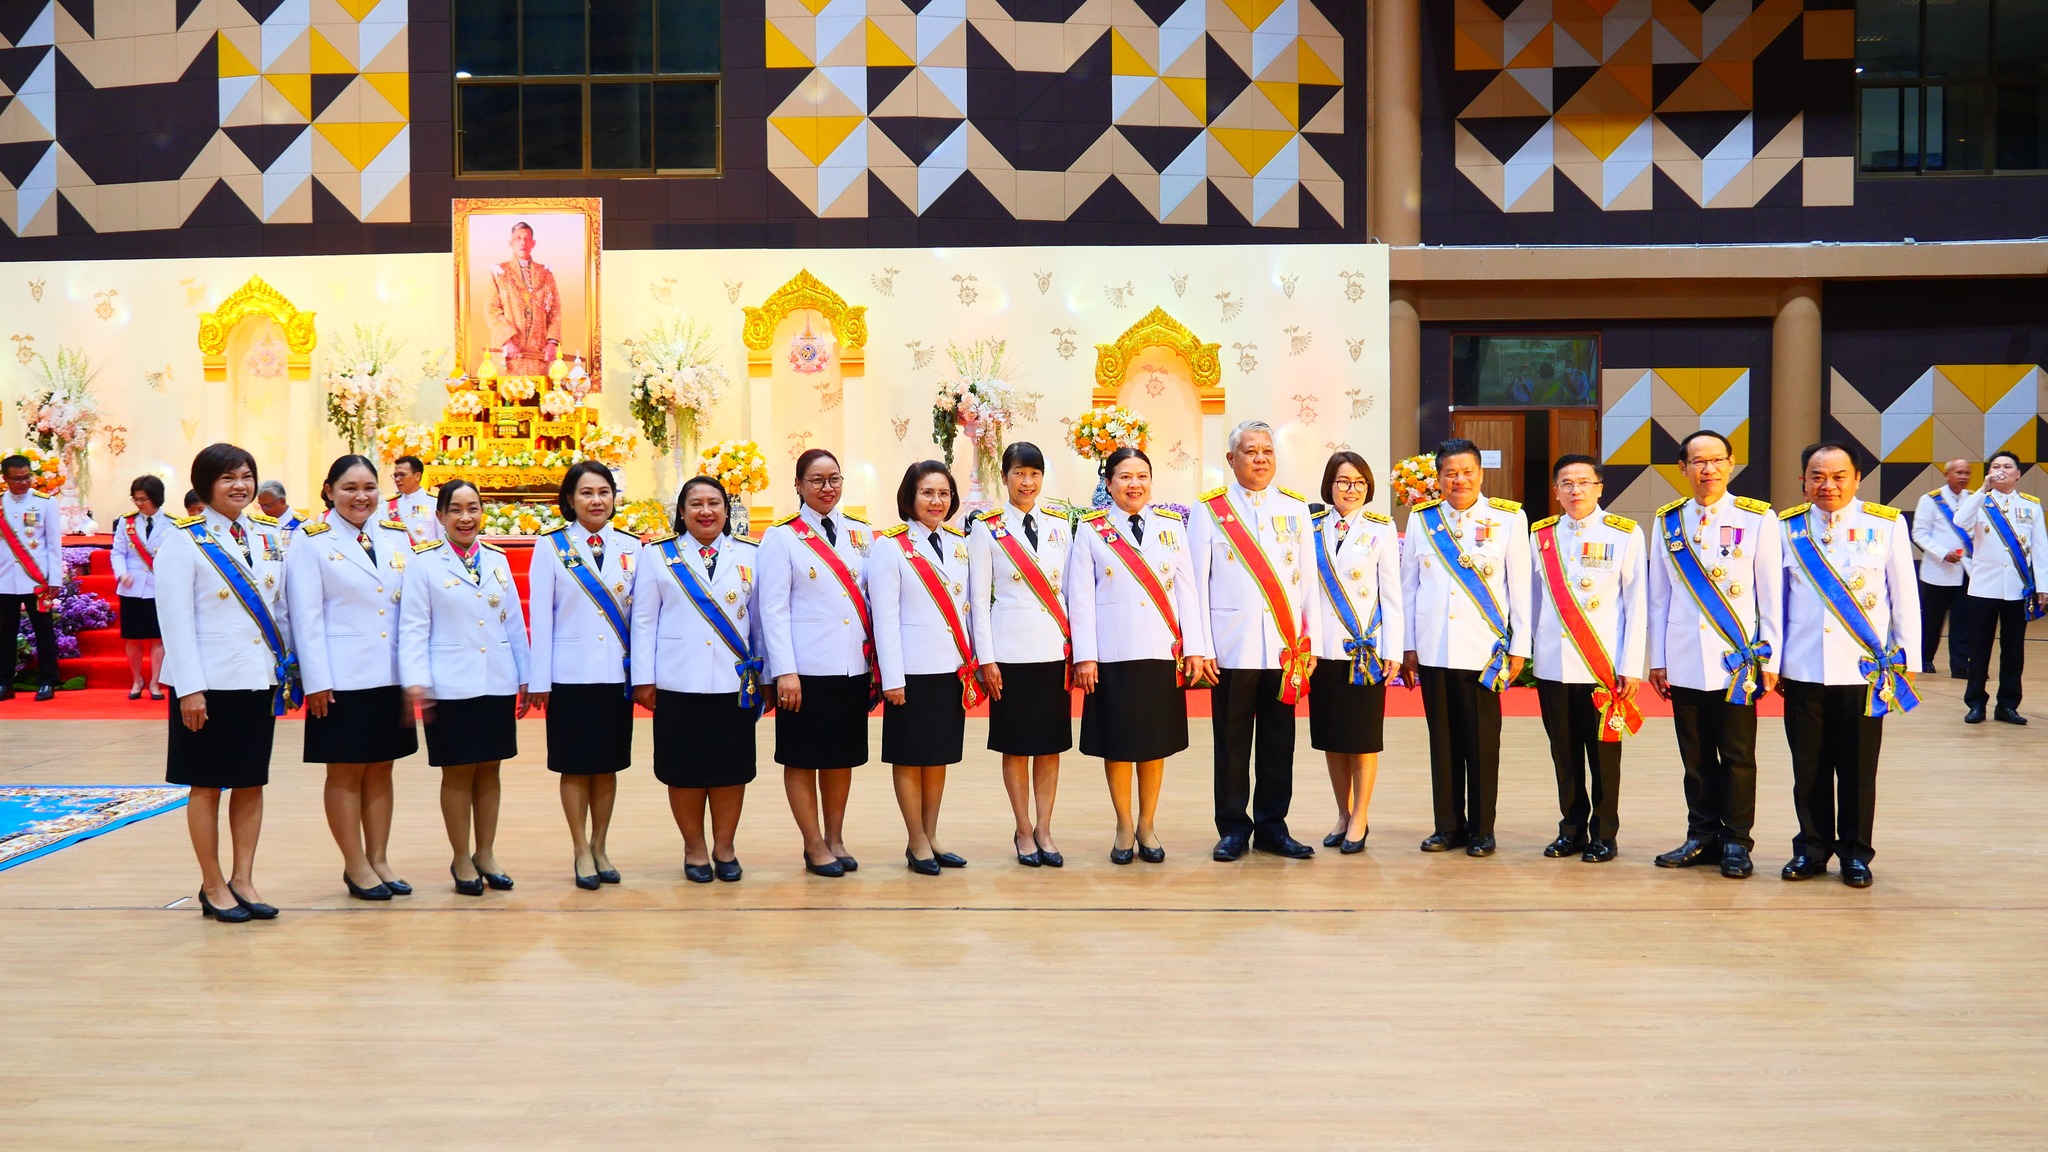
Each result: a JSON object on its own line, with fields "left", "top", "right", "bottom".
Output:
{"left": 1685, "top": 457, "right": 1733, "bottom": 471}
{"left": 1331, "top": 479, "right": 1369, "bottom": 492}
{"left": 1555, "top": 480, "right": 1602, "bottom": 493}
{"left": 805, "top": 475, "right": 844, "bottom": 489}
{"left": 916, "top": 488, "right": 951, "bottom": 501}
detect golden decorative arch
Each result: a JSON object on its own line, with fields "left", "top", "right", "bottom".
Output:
{"left": 198, "top": 276, "right": 317, "bottom": 382}
{"left": 1093, "top": 306, "right": 1224, "bottom": 413}
{"left": 741, "top": 269, "right": 867, "bottom": 379}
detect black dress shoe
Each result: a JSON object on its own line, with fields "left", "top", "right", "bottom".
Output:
{"left": 905, "top": 850, "right": 941, "bottom": 876}
{"left": 574, "top": 870, "right": 601, "bottom": 890}
{"left": 345, "top": 873, "right": 393, "bottom": 901}
{"left": 0, "top": 686, "right": 14, "bottom": 701}
{"left": 1921, "top": 663, "right": 1937, "bottom": 674}
{"left": 1015, "top": 837, "right": 1043, "bottom": 867}
{"left": 128, "top": 687, "right": 143, "bottom": 700}
{"left": 1037, "top": 847, "right": 1064, "bottom": 868}
{"left": 934, "top": 851, "right": 967, "bottom": 869}
{"left": 227, "top": 883, "right": 278, "bottom": 919}
{"left": 451, "top": 864, "right": 485, "bottom": 896}
{"left": 1420, "top": 832, "right": 1469, "bottom": 853}
{"left": 1252, "top": 834, "right": 1315, "bottom": 859}
{"left": 1212, "top": 835, "right": 1249, "bottom": 862}
{"left": 1581, "top": 841, "right": 1617, "bottom": 863}
{"left": 383, "top": 878, "right": 413, "bottom": 896}
{"left": 1995, "top": 707, "right": 2028, "bottom": 725}
{"left": 1841, "top": 859, "right": 1874, "bottom": 888}
{"left": 803, "top": 854, "right": 846, "bottom": 878}
{"left": 1965, "top": 705, "right": 1987, "bottom": 724}
{"left": 473, "top": 857, "right": 513, "bottom": 890}
{"left": 1465, "top": 836, "right": 1497, "bottom": 857}
{"left": 1138, "top": 843, "right": 1166, "bottom": 864}
{"left": 1719, "top": 844, "right": 1754, "bottom": 879}
{"left": 150, "top": 688, "right": 166, "bottom": 701}
{"left": 714, "top": 857, "right": 742, "bottom": 882}
{"left": 198, "top": 890, "right": 252, "bottom": 922}
{"left": 1781, "top": 854, "right": 1828, "bottom": 880}
{"left": 835, "top": 855, "right": 859, "bottom": 873}
{"left": 1340, "top": 838, "right": 1365, "bottom": 854}
{"left": 683, "top": 863, "right": 714, "bottom": 884}
{"left": 1655, "top": 837, "right": 1715, "bottom": 868}
{"left": 1110, "top": 844, "right": 1136, "bottom": 865}
{"left": 1544, "top": 835, "right": 1587, "bottom": 859}
{"left": 597, "top": 867, "right": 622, "bottom": 884}
{"left": 33, "top": 684, "right": 55, "bottom": 702}
{"left": 1321, "top": 831, "right": 1344, "bottom": 849}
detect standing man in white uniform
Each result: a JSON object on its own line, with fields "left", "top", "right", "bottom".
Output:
{"left": 1953, "top": 450, "right": 2047, "bottom": 725}
{"left": 388, "top": 455, "right": 442, "bottom": 545}
{"left": 1909, "top": 459, "right": 1975, "bottom": 676}
{"left": 0, "top": 454, "right": 64, "bottom": 700}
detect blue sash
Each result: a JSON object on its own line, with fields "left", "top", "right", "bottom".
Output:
{"left": 1311, "top": 515, "right": 1384, "bottom": 686}
{"left": 1983, "top": 498, "right": 2045, "bottom": 621}
{"left": 1784, "top": 510, "right": 1919, "bottom": 718}
{"left": 548, "top": 530, "right": 632, "bottom": 695}
{"left": 1416, "top": 503, "right": 1511, "bottom": 690}
{"left": 1929, "top": 491, "right": 1972, "bottom": 558}
{"left": 180, "top": 520, "right": 301, "bottom": 717}
{"left": 1660, "top": 505, "right": 1772, "bottom": 705}
{"left": 660, "top": 538, "right": 764, "bottom": 709}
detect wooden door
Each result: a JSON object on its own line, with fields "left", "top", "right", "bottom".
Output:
{"left": 1548, "top": 409, "right": 1600, "bottom": 515}
{"left": 1451, "top": 411, "right": 1523, "bottom": 505}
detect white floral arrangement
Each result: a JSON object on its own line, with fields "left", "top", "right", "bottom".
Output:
{"left": 696, "top": 439, "right": 770, "bottom": 495}
{"left": 483, "top": 502, "right": 565, "bottom": 537}
{"left": 931, "top": 339, "right": 1015, "bottom": 464}
{"left": 580, "top": 423, "right": 640, "bottom": 469}
{"left": 483, "top": 446, "right": 538, "bottom": 469}
{"left": 538, "top": 389, "right": 577, "bottom": 420}
{"left": 495, "top": 374, "right": 539, "bottom": 403}
{"left": 16, "top": 347, "right": 123, "bottom": 493}
{"left": 623, "top": 316, "right": 729, "bottom": 453}
{"left": 538, "top": 448, "right": 582, "bottom": 469}
{"left": 444, "top": 390, "right": 485, "bottom": 421}
{"left": 322, "top": 326, "right": 425, "bottom": 453}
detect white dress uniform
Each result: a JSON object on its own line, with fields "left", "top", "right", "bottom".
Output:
{"left": 631, "top": 530, "right": 765, "bottom": 787}
{"left": 1777, "top": 499, "right": 1918, "bottom": 873}
{"left": 1529, "top": 506, "right": 1647, "bottom": 850}
{"left": 968, "top": 502, "right": 1075, "bottom": 756}
{"left": 399, "top": 539, "right": 530, "bottom": 767}
{"left": 756, "top": 503, "right": 874, "bottom": 770}
{"left": 388, "top": 490, "right": 442, "bottom": 545}
{"left": 1399, "top": 494, "right": 1531, "bottom": 848}
{"left": 1910, "top": 484, "right": 1974, "bottom": 674}
{"left": 529, "top": 522, "right": 639, "bottom": 774}
{"left": 283, "top": 510, "right": 419, "bottom": 763}
{"left": 1065, "top": 504, "right": 1208, "bottom": 762}
{"left": 111, "top": 510, "right": 172, "bottom": 599}
{"left": 1645, "top": 492, "right": 1782, "bottom": 860}
{"left": 1305, "top": 506, "right": 1402, "bottom": 756}
{"left": 870, "top": 521, "right": 974, "bottom": 766}
{"left": 1952, "top": 488, "right": 2046, "bottom": 716}
{"left": 1, "top": 487, "right": 65, "bottom": 690}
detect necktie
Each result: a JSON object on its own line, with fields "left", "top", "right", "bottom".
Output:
{"left": 819, "top": 515, "right": 836, "bottom": 546}
{"left": 588, "top": 533, "right": 605, "bottom": 571}
{"left": 143, "top": 516, "right": 154, "bottom": 541}
{"left": 359, "top": 529, "right": 376, "bottom": 566}
{"left": 228, "top": 522, "right": 250, "bottom": 564}
{"left": 928, "top": 529, "right": 943, "bottom": 558}
{"left": 700, "top": 544, "right": 717, "bottom": 580}
{"left": 1128, "top": 513, "right": 1144, "bottom": 545}
{"left": 1023, "top": 513, "right": 1038, "bottom": 550}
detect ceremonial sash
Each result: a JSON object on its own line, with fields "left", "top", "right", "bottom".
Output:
{"left": 1535, "top": 523, "right": 1640, "bottom": 741}
{"left": 1982, "top": 498, "right": 2045, "bottom": 621}
{"left": 179, "top": 519, "right": 301, "bottom": 717}
{"left": 1086, "top": 513, "right": 1190, "bottom": 687}
{"left": 1310, "top": 516, "right": 1384, "bottom": 686}
{"left": 548, "top": 530, "right": 631, "bottom": 695}
{"left": 0, "top": 507, "right": 53, "bottom": 608}
{"left": 1929, "top": 491, "right": 1972, "bottom": 558}
{"left": 1416, "top": 503, "right": 1512, "bottom": 691}
{"left": 790, "top": 518, "right": 880, "bottom": 707}
{"left": 891, "top": 531, "right": 985, "bottom": 709}
{"left": 1202, "top": 491, "right": 1313, "bottom": 704}
{"left": 1659, "top": 505, "right": 1771, "bottom": 705}
{"left": 659, "top": 538, "right": 763, "bottom": 708}
{"left": 1784, "top": 510, "right": 1919, "bottom": 718}
{"left": 981, "top": 511, "right": 1072, "bottom": 688}
{"left": 125, "top": 516, "right": 157, "bottom": 572}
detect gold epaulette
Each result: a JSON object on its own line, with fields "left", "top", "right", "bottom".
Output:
{"left": 943, "top": 523, "right": 967, "bottom": 537}
{"left": 1604, "top": 513, "right": 1637, "bottom": 533}
{"left": 1310, "top": 506, "right": 1330, "bottom": 520}
{"left": 1277, "top": 485, "right": 1309, "bottom": 503}
{"left": 1411, "top": 498, "right": 1441, "bottom": 511}
{"left": 480, "top": 540, "right": 507, "bottom": 553}
{"left": 28, "top": 489, "right": 50, "bottom": 500}
{"left": 1863, "top": 502, "right": 1900, "bottom": 521}
{"left": 729, "top": 533, "right": 760, "bottom": 547}
{"left": 1155, "top": 507, "right": 1183, "bottom": 521}
{"left": 645, "top": 531, "right": 678, "bottom": 545}
{"left": 1199, "top": 485, "right": 1228, "bottom": 501}
{"left": 293, "top": 508, "right": 312, "bottom": 521}
{"left": 172, "top": 514, "right": 204, "bottom": 528}
{"left": 1779, "top": 503, "right": 1812, "bottom": 520}
{"left": 772, "top": 512, "right": 800, "bottom": 528}
{"left": 300, "top": 521, "right": 332, "bottom": 536}
{"left": 380, "top": 519, "right": 406, "bottom": 532}
{"left": 879, "top": 524, "right": 908, "bottom": 538}
{"left": 1656, "top": 496, "right": 1689, "bottom": 516}
{"left": 1530, "top": 514, "right": 1560, "bottom": 531}
{"left": 1360, "top": 509, "right": 1392, "bottom": 524}
{"left": 843, "top": 511, "right": 869, "bottom": 525}
{"left": 1734, "top": 496, "right": 1773, "bottom": 515}
{"left": 1488, "top": 496, "right": 1522, "bottom": 514}
{"left": 974, "top": 508, "right": 1002, "bottom": 523}
{"left": 412, "top": 539, "right": 444, "bottom": 553}
{"left": 1926, "top": 487, "right": 1947, "bottom": 501}
{"left": 248, "top": 512, "right": 279, "bottom": 526}
{"left": 1080, "top": 509, "right": 1107, "bottom": 522}
{"left": 2023, "top": 493, "right": 2042, "bottom": 505}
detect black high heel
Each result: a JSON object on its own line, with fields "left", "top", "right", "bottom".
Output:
{"left": 596, "top": 867, "right": 622, "bottom": 884}
{"left": 383, "top": 877, "right": 413, "bottom": 896}
{"left": 835, "top": 855, "right": 859, "bottom": 873}
{"left": 198, "top": 889, "right": 252, "bottom": 922}
{"left": 1138, "top": 842, "right": 1166, "bottom": 864}
{"left": 905, "top": 849, "right": 941, "bottom": 876}
{"left": 127, "top": 686, "right": 143, "bottom": 700}
{"left": 345, "top": 873, "right": 393, "bottom": 901}
{"left": 1036, "top": 844, "right": 1064, "bottom": 868}
{"left": 1321, "top": 831, "right": 1344, "bottom": 848}
{"left": 933, "top": 851, "right": 967, "bottom": 869}
{"left": 227, "top": 883, "right": 278, "bottom": 919}
{"left": 473, "top": 855, "right": 513, "bottom": 890}
{"left": 451, "top": 863, "right": 485, "bottom": 896}
{"left": 1110, "top": 842, "right": 1136, "bottom": 865}
{"left": 574, "top": 870, "right": 601, "bottom": 890}
{"left": 1015, "top": 835, "right": 1042, "bottom": 867}
{"left": 804, "top": 853, "right": 846, "bottom": 878}
{"left": 714, "top": 857, "right": 743, "bottom": 882}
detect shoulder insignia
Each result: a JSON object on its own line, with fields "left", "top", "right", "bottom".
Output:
{"left": 1277, "top": 485, "right": 1309, "bottom": 503}
{"left": 645, "top": 531, "right": 679, "bottom": 545}
{"left": 879, "top": 524, "right": 908, "bottom": 538}
{"left": 541, "top": 523, "right": 569, "bottom": 537}
{"left": 772, "top": 512, "right": 800, "bottom": 528}
{"left": 1360, "top": 510, "right": 1392, "bottom": 524}
{"left": 1079, "top": 509, "right": 1107, "bottom": 522}
{"left": 1779, "top": 503, "right": 1811, "bottom": 520}
{"left": 2022, "top": 493, "right": 2041, "bottom": 504}
{"left": 1656, "top": 497, "right": 1689, "bottom": 516}
{"left": 1487, "top": 496, "right": 1522, "bottom": 514}
{"left": 293, "top": 508, "right": 313, "bottom": 520}
{"left": 248, "top": 512, "right": 280, "bottom": 526}
{"left": 1199, "top": 485, "right": 1228, "bottom": 501}
{"left": 1310, "top": 506, "right": 1330, "bottom": 520}
{"left": 172, "top": 514, "right": 204, "bottom": 528}
{"left": 299, "top": 521, "right": 332, "bottom": 536}
{"left": 842, "top": 511, "right": 869, "bottom": 525}
{"left": 943, "top": 523, "right": 967, "bottom": 537}
{"left": 1927, "top": 488, "right": 1947, "bottom": 500}
{"left": 29, "top": 489, "right": 50, "bottom": 499}
{"left": 1154, "top": 507, "right": 1184, "bottom": 521}
{"left": 730, "top": 534, "right": 761, "bottom": 548}
{"left": 380, "top": 519, "right": 406, "bottom": 532}
{"left": 1411, "top": 498, "right": 1441, "bottom": 511}
{"left": 480, "top": 540, "right": 507, "bottom": 553}
{"left": 1530, "top": 515, "right": 1560, "bottom": 531}
{"left": 412, "top": 539, "right": 444, "bottom": 553}
{"left": 1604, "top": 513, "right": 1638, "bottom": 533}
{"left": 975, "top": 508, "right": 1002, "bottom": 522}
{"left": 1863, "top": 503, "right": 1900, "bottom": 521}
{"left": 1734, "top": 496, "right": 1773, "bottom": 515}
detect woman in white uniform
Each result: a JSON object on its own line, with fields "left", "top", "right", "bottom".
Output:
{"left": 968, "top": 442, "right": 1074, "bottom": 867}
{"left": 158, "top": 443, "right": 296, "bottom": 923}
{"left": 284, "top": 454, "right": 421, "bottom": 900}
{"left": 1065, "top": 447, "right": 1209, "bottom": 864}
{"left": 1307, "top": 452, "right": 1403, "bottom": 853}
{"left": 399, "top": 479, "right": 530, "bottom": 896}
{"left": 111, "top": 474, "right": 170, "bottom": 701}
{"left": 632, "top": 476, "right": 765, "bottom": 883}
{"left": 758, "top": 448, "right": 874, "bottom": 878}
{"left": 529, "top": 461, "right": 638, "bottom": 890}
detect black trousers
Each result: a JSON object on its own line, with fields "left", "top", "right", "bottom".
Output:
{"left": 1668, "top": 686, "right": 1759, "bottom": 850}
{"left": 0, "top": 593, "right": 59, "bottom": 685}
{"left": 1536, "top": 680, "right": 1622, "bottom": 842}
{"left": 1917, "top": 578, "right": 1970, "bottom": 675}
{"left": 1960, "top": 593, "right": 2028, "bottom": 711}
{"left": 1210, "top": 667, "right": 1296, "bottom": 840}
{"left": 1418, "top": 665, "right": 1502, "bottom": 839}
{"left": 1780, "top": 679, "right": 1883, "bottom": 865}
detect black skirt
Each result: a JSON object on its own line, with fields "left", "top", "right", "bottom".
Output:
{"left": 987, "top": 659, "right": 1074, "bottom": 755}
{"left": 882, "top": 673, "right": 967, "bottom": 765}
{"left": 118, "top": 595, "right": 160, "bottom": 640}
{"left": 422, "top": 694, "right": 518, "bottom": 767}
{"left": 774, "top": 674, "right": 872, "bottom": 770}
{"left": 1308, "top": 662, "right": 1388, "bottom": 754}
{"left": 545, "top": 682, "right": 635, "bottom": 774}
{"left": 303, "top": 684, "right": 420, "bottom": 764}
{"left": 652, "top": 689, "right": 759, "bottom": 788}
{"left": 1079, "top": 659, "right": 1189, "bottom": 763}
{"left": 165, "top": 688, "right": 275, "bottom": 789}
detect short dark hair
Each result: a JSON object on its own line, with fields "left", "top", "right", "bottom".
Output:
{"left": 130, "top": 475, "right": 166, "bottom": 507}
{"left": 320, "top": 454, "right": 378, "bottom": 510}
{"left": 1987, "top": 449, "right": 2023, "bottom": 471}
{"left": 1435, "top": 438, "right": 1482, "bottom": 471}
{"left": 1800, "top": 440, "right": 1864, "bottom": 476}
{"left": 182, "top": 489, "right": 202, "bottom": 511}
{"left": 896, "top": 460, "right": 960, "bottom": 522}
{"left": 557, "top": 460, "right": 618, "bottom": 518}
{"left": 1102, "top": 446, "right": 1151, "bottom": 480}
{"left": 1319, "top": 451, "right": 1375, "bottom": 505}
{"left": 190, "top": 442, "right": 258, "bottom": 503}
{"left": 2, "top": 454, "right": 29, "bottom": 474}
{"left": 1000, "top": 441, "right": 1046, "bottom": 474}
{"left": 675, "top": 475, "right": 731, "bottom": 536}
{"left": 435, "top": 477, "right": 481, "bottom": 514}
{"left": 1552, "top": 454, "right": 1602, "bottom": 481}
{"left": 1680, "top": 429, "right": 1733, "bottom": 463}
{"left": 795, "top": 448, "right": 840, "bottom": 485}
{"left": 393, "top": 454, "right": 425, "bottom": 474}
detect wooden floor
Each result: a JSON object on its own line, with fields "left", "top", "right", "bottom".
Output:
{"left": 4, "top": 638, "right": 2045, "bottom": 1148}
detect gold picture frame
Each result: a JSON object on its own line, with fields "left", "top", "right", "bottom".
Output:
{"left": 452, "top": 196, "right": 603, "bottom": 388}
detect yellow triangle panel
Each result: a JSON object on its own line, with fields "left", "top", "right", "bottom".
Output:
{"left": 268, "top": 74, "right": 314, "bottom": 121}
{"left": 1652, "top": 463, "right": 1689, "bottom": 492}
{"left": 1998, "top": 421, "right": 2037, "bottom": 461}
{"left": 364, "top": 72, "right": 409, "bottom": 119}
{"left": 866, "top": 19, "right": 914, "bottom": 67}
{"left": 765, "top": 22, "right": 812, "bottom": 68}
{"left": 1111, "top": 30, "right": 1154, "bottom": 77}
{"left": 310, "top": 29, "right": 354, "bottom": 75}
{"left": 338, "top": 0, "right": 379, "bottom": 18}
{"left": 1698, "top": 367, "right": 1749, "bottom": 408}
{"left": 1254, "top": 81, "right": 1299, "bottom": 128}
{"left": 1608, "top": 419, "right": 1652, "bottom": 466}
{"left": 1884, "top": 417, "right": 1932, "bottom": 463}
{"left": 318, "top": 122, "right": 406, "bottom": 170}
{"left": 1221, "top": 0, "right": 1287, "bottom": 32}
{"left": 772, "top": 115, "right": 864, "bottom": 165}
{"left": 218, "top": 33, "right": 258, "bottom": 78}
{"left": 1654, "top": 367, "right": 1703, "bottom": 412}
{"left": 1299, "top": 41, "right": 1341, "bottom": 86}
{"left": 1210, "top": 127, "right": 1293, "bottom": 175}
{"left": 1162, "top": 77, "right": 1205, "bottom": 122}
{"left": 1727, "top": 419, "right": 1750, "bottom": 464}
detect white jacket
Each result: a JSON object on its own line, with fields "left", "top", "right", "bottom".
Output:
{"left": 1910, "top": 486, "right": 1972, "bottom": 587}
{"left": 967, "top": 503, "right": 1073, "bottom": 664}
{"left": 527, "top": 524, "right": 640, "bottom": 690}
{"left": 1190, "top": 483, "right": 1323, "bottom": 670}
{"left": 110, "top": 510, "right": 173, "bottom": 599}
{"left": 283, "top": 510, "right": 416, "bottom": 694}
{"left": 399, "top": 540, "right": 531, "bottom": 700}
{"left": 1307, "top": 506, "right": 1403, "bottom": 665}
{"left": 1401, "top": 495, "right": 1533, "bottom": 669}
{"left": 156, "top": 508, "right": 294, "bottom": 695}
{"left": 1955, "top": 489, "right": 2046, "bottom": 602}
{"left": 1778, "top": 501, "right": 1920, "bottom": 686}
{"left": 1529, "top": 507, "right": 1648, "bottom": 684}
{"left": 869, "top": 523, "right": 975, "bottom": 691}
{"left": 1646, "top": 493, "right": 1784, "bottom": 692}
{"left": 0, "top": 489, "right": 62, "bottom": 594}
{"left": 756, "top": 504, "right": 875, "bottom": 679}
{"left": 631, "top": 531, "right": 766, "bottom": 696}
{"left": 1066, "top": 506, "right": 1210, "bottom": 665}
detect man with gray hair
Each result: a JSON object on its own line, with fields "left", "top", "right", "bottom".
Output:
{"left": 254, "top": 479, "right": 308, "bottom": 536}
{"left": 1188, "top": 420, "right": 1322, "bottom": 862}
{"left": 1910, "top": 458, "right": 1975, "bottom": 676}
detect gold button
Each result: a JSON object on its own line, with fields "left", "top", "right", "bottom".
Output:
{"left": 380, "top": 631, "right": 387, "bottom": 638}
{"left": 377, "top": 587, "right": 384, "bottom": 594}
{"left": 378, "top": 609, "right": 386, "bottom": 616}
{"left": 842, "top": 618, "right": 850, "bottom": 625}
{"left": 480, "top": 646, "right": 487, "bottom": 652}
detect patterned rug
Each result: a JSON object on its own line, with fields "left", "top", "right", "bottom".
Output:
{"left": 0, "top": 785, "right": 188, "bottom": 872}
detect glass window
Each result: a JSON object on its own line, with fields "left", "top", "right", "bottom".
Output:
{"left": 460, "top": 85, "right": 520, "bottom": 172}
{"left": 1998, "top": 0, "right": 2048, "bottom": 78}
{"left": 655, "top": 82, "right": 718, "bottom": 169}
{"left": 1861, "top": 87, "right": 1908, "bottom": 170}
{"left": 1995, "top": 83, "right": 2048, "bottom": 168}
{"left": 591, "top": 0, "right": 655, "bottom": 74}
{"left": 454, "top": 0, "right": 517, "bottom": 77}
{"left": 659, "top": 0, "right": 722, "bottom": 74}
{"left": 522, "top": 83, "right": 584, "bottom": 170}
{"left": 522, "top": 0, "right": 586, "bottom": 76}
{"left": 1857, "top": 0, "right": 1923, "bottom": 78}
{"left": 1925, "top": 0, "right": 1992, "bottom": 77}
{"left": 1928, "top": 83, "right": 1988, "bottom": 168}
{"left": 590, "top": 83, "right": 652, "bottom": 169}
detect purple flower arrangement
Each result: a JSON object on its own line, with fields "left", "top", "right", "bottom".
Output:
{"left": 9, "top": 546, "right": 115, "bottom": 681}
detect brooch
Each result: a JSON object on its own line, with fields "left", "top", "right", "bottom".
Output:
{"left": 488, "top": 593, "right": 501, "bottom": 607}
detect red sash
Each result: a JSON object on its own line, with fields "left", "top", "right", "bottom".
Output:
{"left": 890, "top": 530, "right": 985, "bottom": 708}
{"left": 1535, "top": 522, "right": 1640, "bottom": 741}
{"left": 1086, "top": 513, "right": 1188, "bottom": 686}
{"left": 1202, "top": 491, "right": 1313, "bottom": 704}
{"left": 125, "top": 515, "right": 156, "bottom": 572}
{"left": 0, "top": 506, "right": 55, "bottom": 610}
{"left": 981, "top": 511, "right": 1072, "bottom": 688}
{"left": 790, "top": 518, "right": 880, "bottom": 704}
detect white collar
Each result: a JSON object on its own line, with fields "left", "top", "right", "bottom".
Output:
{"left": 800, "top": 503, "right": 837, "bottom": 531}
{"left": 1565, "top": 504, "right": 1604, "bottom": 530}
{"left": 1232, "top": 482, "right": 1269, "bottom": 506}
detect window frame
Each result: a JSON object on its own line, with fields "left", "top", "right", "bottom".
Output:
{"left": 1855, "top": 0, "right": 2047, "bottom": 176}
